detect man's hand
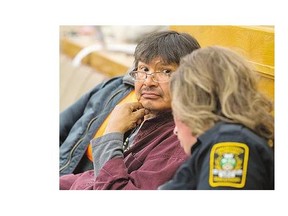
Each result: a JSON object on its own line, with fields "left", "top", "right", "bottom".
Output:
{"left": 104, "top": 102, "right": 148, "bottom": 134}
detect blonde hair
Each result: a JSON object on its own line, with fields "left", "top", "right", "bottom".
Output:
{"left": 170, "top": 46, "right": 274, "bottom": 143}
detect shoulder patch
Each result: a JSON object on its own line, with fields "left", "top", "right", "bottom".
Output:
{"left": 209, "top": 142, "right": 249, "bottom": 188}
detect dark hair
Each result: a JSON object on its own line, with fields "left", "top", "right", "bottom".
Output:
{"left": 133, "top": 30, "right": 200, "bottom": 68}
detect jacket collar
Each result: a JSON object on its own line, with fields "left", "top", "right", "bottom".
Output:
{"left": 123, "top": 66, "right": 135, "bottom": 86}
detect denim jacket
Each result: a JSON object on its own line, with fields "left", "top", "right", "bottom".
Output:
{"left": 60, "top": 74, "right": 134, "bottom": 175}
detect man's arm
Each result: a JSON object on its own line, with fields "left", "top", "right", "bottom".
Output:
{"left": 62, "top": 133, "right": 186, "bottom": 190}
{"left": 92, "top": 134, "right": 185, "bottom": 190}
{"left": 90, "top": 102, "right": 146, "bottom": 175}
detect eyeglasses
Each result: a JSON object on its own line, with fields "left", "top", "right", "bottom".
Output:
{"left": 129, "top": 71, "right": 173, "bottom": 83}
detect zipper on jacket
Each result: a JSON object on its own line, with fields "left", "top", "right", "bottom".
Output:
{"left": 104, "top": 88, "right": 125, "bottom": 108}
{"left": 60, "top": 116, "right": 98, "bottom": 173}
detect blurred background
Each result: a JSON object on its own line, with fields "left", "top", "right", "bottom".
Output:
{"left": 60, "top": 25, "right": 168, "bottom": 111}
{"left": 60, "top": 25, "right": 274, "bottom": 112}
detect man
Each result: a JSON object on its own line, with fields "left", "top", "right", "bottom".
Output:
{"left": 60, "top": 30, "right": 201, "bottom": 189}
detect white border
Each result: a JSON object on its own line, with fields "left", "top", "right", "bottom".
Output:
{"left": 1, "top": 1, "right": 286, "bottom": 215}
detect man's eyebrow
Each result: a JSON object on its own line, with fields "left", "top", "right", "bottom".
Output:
{"left": 157, "top": 65, "right": 177, "bottom": 69}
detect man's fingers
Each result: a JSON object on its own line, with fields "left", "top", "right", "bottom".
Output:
{"left": 129, "top": 102, "right": 143, "bottom": 111}
{"left": 133, "top": 108, "right": 146, "bottom": 119}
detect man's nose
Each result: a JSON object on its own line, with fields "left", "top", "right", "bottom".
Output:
{"left": 143, "top": 73, "right": 157, "bottom": 86}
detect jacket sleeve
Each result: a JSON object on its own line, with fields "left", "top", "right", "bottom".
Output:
{"left": 60, "top": 136, "right": 185, "bottom": 190}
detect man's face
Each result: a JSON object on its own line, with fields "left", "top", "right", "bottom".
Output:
{"left": 134, "top": 58, "right": 178, "bottom": 113}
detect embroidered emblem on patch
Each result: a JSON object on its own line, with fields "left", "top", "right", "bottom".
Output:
{"left": 209, "top": 142, "right": 249, "bottom": 188}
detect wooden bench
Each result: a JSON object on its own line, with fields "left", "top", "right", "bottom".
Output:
{"left": 170, "top": 26, "right": 274, "bottom": 102}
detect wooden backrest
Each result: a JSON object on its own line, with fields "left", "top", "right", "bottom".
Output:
{"left": 170, "top": 26, "right": 274, "bottom": 102}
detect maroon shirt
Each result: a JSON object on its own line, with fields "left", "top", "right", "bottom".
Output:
{"left": 60, "top": 112, "right": 187, "bottom": 190}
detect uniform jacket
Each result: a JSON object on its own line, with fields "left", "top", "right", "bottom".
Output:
{"left": 60, "top": 112, "right": 188, "bottom": 190}
{"left": 159, "top": 121, "right": 274, "bottom": 190}
{"left": 60, "top": 75, "right": 134, "bottom": 176}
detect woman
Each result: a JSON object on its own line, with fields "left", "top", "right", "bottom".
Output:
{"left": 159, "top": 46, "right": 274, "bottom": 189}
